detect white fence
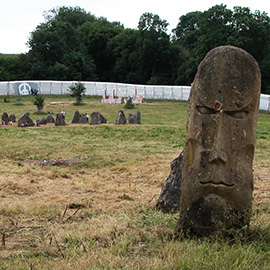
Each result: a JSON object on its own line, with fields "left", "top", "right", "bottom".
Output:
{"left": 0, "top": 80, "right": 191, "bottom": 101}
{"left": 0, "top": 80, "right": 269, "bottom": 111}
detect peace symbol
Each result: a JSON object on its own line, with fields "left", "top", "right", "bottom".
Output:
{"left": 19, "top": 83, "right": 31, "bottom": 95}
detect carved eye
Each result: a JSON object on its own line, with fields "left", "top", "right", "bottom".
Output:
{"left": 197, "top": 106, "right": 215, "bottom": 115}
{"left": 227, "top": 111, "right": 248, "bottom": 119}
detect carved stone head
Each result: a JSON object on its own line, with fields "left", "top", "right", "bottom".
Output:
{"left": 177, "top": 46, "right": 261, "bottom": 235}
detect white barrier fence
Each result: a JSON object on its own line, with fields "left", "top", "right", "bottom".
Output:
{"left": 0, "top": 80, "right": 269, "bottom": 111}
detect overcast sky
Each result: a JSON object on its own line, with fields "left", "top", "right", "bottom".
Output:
{"left": 0, "top": 0, "right": 269, "bottom": 54}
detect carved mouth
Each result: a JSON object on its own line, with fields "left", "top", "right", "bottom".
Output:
{"left": 200, "top": 181, "right": 234, "bottom": 187}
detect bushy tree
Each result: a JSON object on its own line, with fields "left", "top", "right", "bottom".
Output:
{"left": 68, "top": 82, "right": 86, "bottom": 105}
{"left": 172, "top": 4, "right": 270, "bottom": 93}
{"left": 34, "top": 95, "right": 45, "bottom": 112}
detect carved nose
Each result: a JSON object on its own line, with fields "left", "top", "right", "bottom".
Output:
{"left": 209, "top": 149, "right": 228, "bottom": 164}
{"left": 208, "top": 114, "right": 228, "bottom": 164}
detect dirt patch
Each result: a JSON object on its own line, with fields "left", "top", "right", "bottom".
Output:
{"left": 25, "top": 158, "right": 86, "bottom": 167}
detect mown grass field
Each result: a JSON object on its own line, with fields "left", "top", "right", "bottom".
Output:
{"left": 0, "top": 95, "right": 270, "bottom": 269}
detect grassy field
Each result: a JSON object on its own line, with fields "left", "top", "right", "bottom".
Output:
{"left": 0, "top": 95, "right": 270, "bottom": 269}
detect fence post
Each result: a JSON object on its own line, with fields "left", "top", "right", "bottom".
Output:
{"left": 267, "top": 97, "right": 270, "bottom": 111}
{"left": 39, "top": 82, "right": 42, "bottom": 94}
{"left": 152, "top": 87, "right": 155, "bottom": 99}
{"left": 6, "top": 81, "right": 10, "bottom": 95}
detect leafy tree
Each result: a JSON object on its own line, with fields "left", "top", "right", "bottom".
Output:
{"left": 0, "top": 54, "right": 30, "bottom": 81}
{"left": 34, "top": 95, "right": 45, "bottom": 112}
{"left": 68, "top": 82, "right": 86, "bottom": 105}
{"left": 136, "top": 13, "right": 178, "bottom": 84}
{"left": 106, "top": 28, "right": 139, "bottom": 83}
{"left": 9, "top": 4, "right": 270, "bottom": 94}
{"left": 27, "top": 6, "right": 97, "bottom": 81}
{"left": 79, "top": 18, "right": 124, "bottom": 81}
{"left": 173, "top": 4, "right": 270, "bottom": 93}
{"left": 124, "top": 97, "right": 135, "bottom": 109}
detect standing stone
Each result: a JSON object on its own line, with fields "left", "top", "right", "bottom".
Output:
{"left": 40, "top": 118, "right": 47, "bottom": 125}
{"left": 98, "top": 113, "right": 107, "bottom": 124}
{"left": 79, "top": 114, "right": 88, "bottom": 124}
{"left": 128, "top": 111, "right": 141, "bottom": 124}
{"left": 46, "top": 115, "right": 55, "bottom": 123}
{"left": 72, "top": 111, "right": 81, "bottom": 123}
{"left": 175, "top": 46, "right": 261, "bottom": 236}
{"left": 156, "top": 151, "right": 183, "bottom": 213}
{"left": 1, "top": 112, "right": 9, "bottom": 124}
{"left": 9, "top": 114, "right": 16, "bottom": 123}
{"left": 18, "top": 113, "right": 35, "bottom": 127}
{"left": 137, "top": 111, "right": 141, "bottom": 124}
{"left": 115, "top": 110, "right": 126, "bottom": 124}
{"left": 90, "top": 112, "right": 107, "bottom": 125}
{"left": 55, "top": 113, "right": 66, "bottom": 126}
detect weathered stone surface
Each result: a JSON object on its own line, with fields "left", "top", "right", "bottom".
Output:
{"left": 90, "top": 112, "right": 107, "bottom": 125}
{"left": 9, "top": 114, "right": 16, "bottom": 122}
{"left": 79, "top": 114, "right": 88, "bottom": 124}
{"left": 40, "top": 118, "right": 47, "bottom": 125}
{"left": 18, "top": 113, "right": 35, "bottom": 127}
{"left": 137, "top": 111, "right": 141, "bottom": 124}
{"left": 46, "top": 115, "right": 55, "bottom": 123}
{"left": 115, "top": 110, "right": 126, "bottom": 124}
{"left": 55, "top": 113, "right": 66, "bottom": 126}
{"left": 156, "top": 151, "right": 183, "bottom": 213}
{"left": 72, "top": 111, "right": 81, "bottom": 123}
{"left": 1, "top": 112, "right": 9, "bottom": 124}
{"left": 128, "top": 111, "right": 141, "bottom": 124}
{"left": 98, "top": 113, "right": 107, "bottom": 124}
{"left": 175, "top": 46, "right": 261, "bottom": 236}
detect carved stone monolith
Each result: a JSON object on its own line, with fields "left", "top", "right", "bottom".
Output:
{"left": 115, "top": 110, "right": 126, "bottom": 124}
{"left": 90, "top": 112, "right": 107, "bottom": 125}
{"left": 40, "top": 118, "right": 47, "bottom": 125}
{"left": 128, "top": 111, "right": 141, "bottom": 124}
{"left": 72, "top": 111, "right": 81, "bottom": 123}
{"left": 18, "top": 113, "right": 35, "bottom": 127}
{"left": 46, "top": 115, "right": 55, "bottom": 123}
{"left": 1, "top": 112, "right": 9, "bottom": 124}
{"left": 79, "top": 114, "right": 88, "bottom": 124}
{"left": 9, "top": 114, "right": 16, "bottom": 122}
{"left": 55, "top": 113, "right": 66, "bottom": 126}
{"left": 175, "top": 46, "right": 261, "bottom": 236}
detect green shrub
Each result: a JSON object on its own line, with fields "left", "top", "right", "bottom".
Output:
{"left": 124, "top": 97, "right": 134, "bottom": 109}
{"left": 68, "top": 82, "right": 86, "bottom": 105}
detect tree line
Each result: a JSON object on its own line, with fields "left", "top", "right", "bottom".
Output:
{"left": 0, "top": 5, "right": 270, "bottom": 94}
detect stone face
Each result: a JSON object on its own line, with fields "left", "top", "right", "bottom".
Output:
{"left": 1, "top": 112, "right": 9, "bottom": 124}
{"left": 156, "top": 151, "right": 183, "bottom": 213}
{"left": 176, "top": 46, "right": 261, "bottom": 236}
{"left": 46, "top": 115, "right": 55, "bottom": 123}
{"left": 9, "top": 114, "right": 16, "bottom": 122}
{"left": 90, "top": 112, "right": 107, "bottom": 125}
{"left": 72, "top": 111, "right": 81, "bottom": 123}
{"left": 115, "top": 110, "right": 126, "bottom": 124}
{"left": 55, "top": 113, "right": 66, "bottom": 126}
{"left": 18, "top": 113, "right": 35, "bottom": 127}
{"left": 128, "top": 111, "right": 141, "bottom": 124}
